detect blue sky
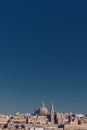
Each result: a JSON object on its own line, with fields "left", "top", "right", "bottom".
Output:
{"left": 0, "top": 0, "right": 87, "bottom": 114}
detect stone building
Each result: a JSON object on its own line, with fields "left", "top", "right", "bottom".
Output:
{"left": 0, "top": 114, "right": 10, "bottom": 129}
{"left": 78, "top": 116, "right": 87, "bottom": 124}
{"left": 6, "top": 102, "right": 59, "bottom": 130}
{"left": 8, "top": 112, "right": 27, "bottom": 129}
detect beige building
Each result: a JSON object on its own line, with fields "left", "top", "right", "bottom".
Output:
{"left": 0, "top": 114, "right": 10, "bottom": 129}
{"left": 7, "top": 102, "right": 59, "bottom": 130}
{"left": 1, "top": 102, "right": 87, "bottom": 130}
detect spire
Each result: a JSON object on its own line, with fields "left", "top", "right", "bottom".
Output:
{"left": 50, "top": 102, "right": 54, "bottom": 124}
{"left": 51, "top": 102, "right": 54, "bottom": 111}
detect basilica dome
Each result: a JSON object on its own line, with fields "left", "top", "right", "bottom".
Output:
{"left": 38, "top": 102, "right": 48, "bottom": 115}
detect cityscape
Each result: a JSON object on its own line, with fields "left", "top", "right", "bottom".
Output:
{"left": 0, "top": 1, "right": 87, "bottom": 130}
{"left": 0, "top": 102, "right": 87, "bottom": 130}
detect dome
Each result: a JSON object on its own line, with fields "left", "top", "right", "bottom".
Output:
{"left": 38, "top": 102, "right": 48, "bottom": 115}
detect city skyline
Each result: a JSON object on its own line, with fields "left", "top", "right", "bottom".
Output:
{"left": 0, "top": 0, "right": 87, "bottom": 114}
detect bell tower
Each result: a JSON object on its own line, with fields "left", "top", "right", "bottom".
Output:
{"left": 50, "top": 102, "right": 54, "bottom": 124}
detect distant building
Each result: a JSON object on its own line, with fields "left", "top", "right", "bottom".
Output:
{"left": 7, "top": 102, "right": 59, "bottom": 130}
{"left": 1, "top": 102, "right": 87, "bottom": 130}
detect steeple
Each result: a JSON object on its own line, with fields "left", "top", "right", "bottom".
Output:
{"left": 51, "top": 102, "right": 54, "bottom": 111}
{"left": 50, "top": 102, "right": 54, "bottom": 124}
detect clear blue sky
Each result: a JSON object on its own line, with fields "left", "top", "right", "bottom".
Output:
{"left": 0, "top": 0, "right": 87, "bottom": 114}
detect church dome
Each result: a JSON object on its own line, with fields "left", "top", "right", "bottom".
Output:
{"left": 38, "top": 102, "right": 48, "bottom": 115}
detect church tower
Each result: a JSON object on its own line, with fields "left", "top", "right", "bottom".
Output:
{"left": 50, "top": 102, "right": 54, "bottom": 124}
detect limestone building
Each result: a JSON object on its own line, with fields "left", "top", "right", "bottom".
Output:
{"left": 7, "top": 102, "right": 59, "bottom": 130}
